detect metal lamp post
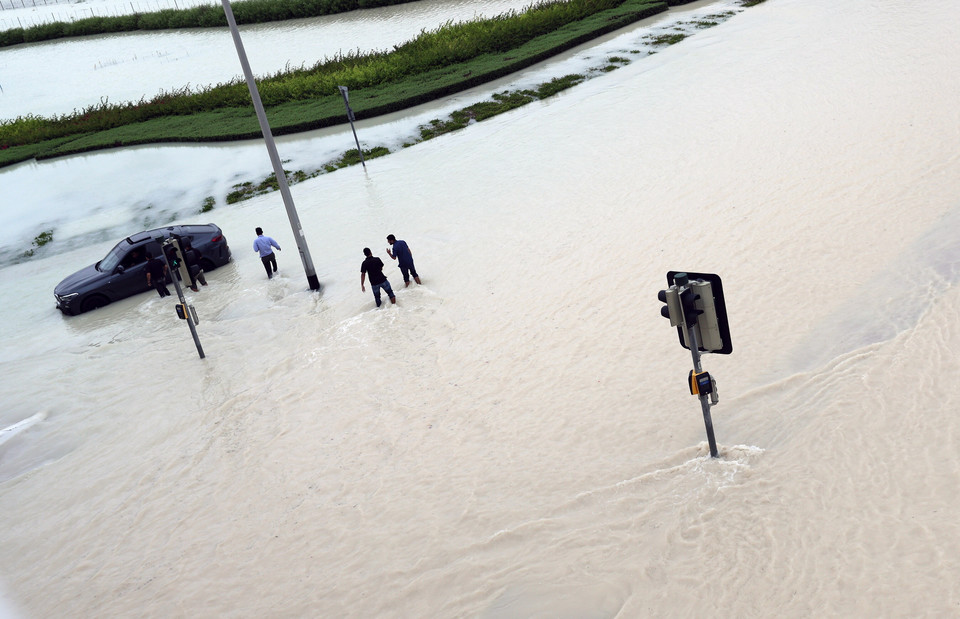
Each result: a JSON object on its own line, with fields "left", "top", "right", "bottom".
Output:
{"left": 220, "top": 0, "right": 320, "bottom": 291}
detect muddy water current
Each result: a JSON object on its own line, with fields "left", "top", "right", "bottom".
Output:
{"left": 2, "top": 0, "right": 960, "bottom": 616}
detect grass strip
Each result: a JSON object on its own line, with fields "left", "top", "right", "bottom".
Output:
{"left": 0, "top": 0, "right": 668, "bottom": 168}
{"left": 3, "top": 0, "right": 634, "bottom": 147}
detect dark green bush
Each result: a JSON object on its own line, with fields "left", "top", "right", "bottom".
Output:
{"left": 0, "top": 29, "right": 24, "bottom": 46}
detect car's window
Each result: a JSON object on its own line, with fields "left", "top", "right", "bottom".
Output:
{"left": 121, "top": 245, "right": 148, "bottom": 269}
{"left": 143, "top": 241, "right": 163, "bottom": 260}
{"left": 99, "top": 242, "right": 129, "bottom": 272}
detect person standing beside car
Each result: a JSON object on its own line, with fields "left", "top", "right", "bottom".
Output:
{"left": 145, "top": 251, "right": 171, "bottom": 297}
{"left": 253, "top": 227, "right": 281, "bottom": 279}
{"left": 182, "top": 241, "right": 207, "bottom": 292}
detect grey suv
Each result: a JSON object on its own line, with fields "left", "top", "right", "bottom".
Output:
{"left": 54, "top": 224, "right": 231, "bottom": 315}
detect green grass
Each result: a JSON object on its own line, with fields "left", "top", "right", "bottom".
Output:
{"left": 647, "top": 32, "right": 687, "bottom": 46}
{"left": 33, "top": 230, "right": 53, "bottom": 246}
{"left": 20, "top": 229, "right": 54, "bottom": 259}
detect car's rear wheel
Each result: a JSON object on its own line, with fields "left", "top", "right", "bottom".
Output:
{"left": 80, "top": 294, "right": 109, "bottom": 313}
{"left": 200, "top": 258, "right": 216, "bottom": 271}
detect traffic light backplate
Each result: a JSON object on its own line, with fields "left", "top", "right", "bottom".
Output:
{"left": 665, "top": 271, "right": 733, "bottom": 355}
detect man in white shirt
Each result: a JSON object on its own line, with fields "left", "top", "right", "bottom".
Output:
{"left": 253, "top": 227, "right": 281, "bottom": 279}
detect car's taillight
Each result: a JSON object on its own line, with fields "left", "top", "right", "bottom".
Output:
{"left": 211, "top": 234, "right": 223, "bottom": 243}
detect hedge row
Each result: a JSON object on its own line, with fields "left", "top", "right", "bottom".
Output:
{"left": 0, "top": 0, "right": 415, "bottom": 47}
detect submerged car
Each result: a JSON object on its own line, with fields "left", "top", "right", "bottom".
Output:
{"left": 54, "top": 224, "right": 231, "bottom": 315}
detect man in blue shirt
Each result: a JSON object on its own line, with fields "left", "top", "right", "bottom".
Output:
{"left": 386, "top": 234, "right": 421, "bottom": 287}
{"left": 253, "top": 227, "right": 281, "bottom": 279}
{"left": 361, "top": 247, "right": 396, "bottom": 307}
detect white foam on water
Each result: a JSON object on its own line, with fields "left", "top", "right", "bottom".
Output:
{"left": 0, "top": 412, "right": 47, "bottom": 447}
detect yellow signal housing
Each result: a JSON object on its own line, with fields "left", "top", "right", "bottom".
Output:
{"left": 688, "top": 370, "right": 712, "bottom": 396}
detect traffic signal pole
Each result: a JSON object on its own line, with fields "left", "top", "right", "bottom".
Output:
{"left": 685, "top": 321, "right": 718, "bottom": 457}
{"left": 161, "top": 238, "right": 205, "bottom": 359}
{"left": 659, "top": 271, "right": 732, "bottom": 458}
{"left": 169, "top": 264, "right": 205, "bottom": 360}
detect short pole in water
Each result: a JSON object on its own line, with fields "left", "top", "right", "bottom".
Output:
{"left": 686, "top": 321, "right": 717, "bottom": 457}
{"left": 161, "top": 238, "right": 204, "bottom": 360}
{"left": 660, "top": 270, "right": 729, "bottom": 458}
{"left": 338, "top": 86, "right": 365, "bottom": 169}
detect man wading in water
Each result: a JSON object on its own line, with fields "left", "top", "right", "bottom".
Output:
{"left": 386, "top": 234, "right": 421, "bottom": 287}
{"left": 360, "top": 247, "right": 396, "bottom": 307}
{"left": 253, "top": 227, "right": 281, "bottom": 279}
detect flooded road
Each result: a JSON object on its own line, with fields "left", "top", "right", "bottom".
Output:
{"left": 2, "top": 0, "right": 960, "bottom": 616}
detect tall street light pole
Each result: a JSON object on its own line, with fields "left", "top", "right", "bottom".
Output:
{"left": 220, "top": 0, "right": 321, "bottom": 291}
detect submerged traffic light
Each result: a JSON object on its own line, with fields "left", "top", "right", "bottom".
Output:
{"left": 162, "top": 238, "right": 192, "bottom": 286}
{"left": 658, "top": 271, "right": 732, "bottom": 354}
{"left": 657, "top": 271, "right": 733, "bottom": 458}
{"left": 163, "top": 239, "right": 181, "bottom": 268}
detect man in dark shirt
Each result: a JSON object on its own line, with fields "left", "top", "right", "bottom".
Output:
{"left": 360, "top": 247, "right": 395, "bottom": 307}
{"left": 386, "top": 234, "right": 421, "bottom": 287}
{"left": 182, "top": 241, "right": 207, "bottom": 292}
{"left": 145, "top": 252, "right": 171, "bottom": 297}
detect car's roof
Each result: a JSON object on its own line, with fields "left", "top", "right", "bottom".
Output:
{"left": 125, "top": 224, "right": 218, "bottom": 245}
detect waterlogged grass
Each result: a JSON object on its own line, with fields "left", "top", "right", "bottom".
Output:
{"left": 647, "top": 32, "right": 687, "bottom": 46}
{"left": 20, "top": 229, "right": 54, "bottom": 259}
{"left": 327, "top": 146, "right": 390, "bottom": 170}
{"left": 416, "top": 82, "right": 582, "bottom": 141}
{"left": 222, "top": 145, "right": 390, "bottom": 202}
{"left": 602, "top": 55, "right": 631, "bottom": 71}
{"left": 0, "top": 0, "right": 665, "bottom": 167}
{"left": 219, "top": 75, "right": 592, "bottom": 206}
